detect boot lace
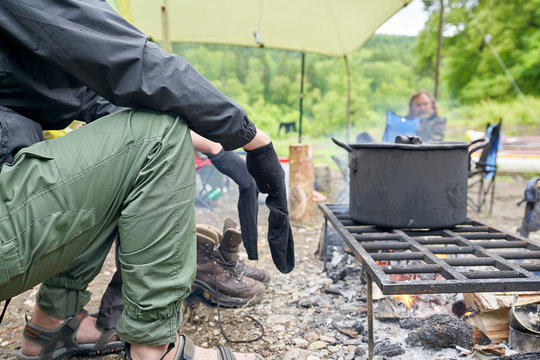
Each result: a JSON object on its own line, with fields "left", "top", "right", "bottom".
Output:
{"left": 211, "top": 262, "right": 265, "bottom": 343}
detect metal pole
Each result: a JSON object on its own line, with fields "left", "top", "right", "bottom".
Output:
{"left": 434, "top": 0, "right": 444, "bottom": 99}
{"left": 161, "top": 0, "right": 172, "bottom": 53}
{"left": 367, "top": 274, "right": 374, "bottom": 360}
{"left": 298, "top": 52, "right": 305, "bottom": 144}
{"left": 323, "top": 218, "right": 328, "bottom": 272}
{"left": 344, "top": 55, "right": 351, "bottom": 144}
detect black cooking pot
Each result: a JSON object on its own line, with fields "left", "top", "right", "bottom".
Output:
{"left": 332, "top": 136, "right": 488, "bottom": 229}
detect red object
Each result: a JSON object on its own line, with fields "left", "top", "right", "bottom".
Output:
{"left": 195, "top": 153, "right": 211, "bottom": 169}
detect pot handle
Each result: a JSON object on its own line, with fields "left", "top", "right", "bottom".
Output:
{"left": 331, "top": 137, "right": 353, "bottom": 152}
{"left": 468, "top": 137, "right": 489, "bottom": 170}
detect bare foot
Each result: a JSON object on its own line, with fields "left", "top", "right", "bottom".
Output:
{"left": 20, "top": 305, "right": 119, "bottom": 357}
{"left": 130, "top": 333, "right": 260, "bottom": 360}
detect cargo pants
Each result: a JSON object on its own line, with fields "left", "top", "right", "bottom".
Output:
{"left": 0, "top": 109, "right": 196, "bottom": 346}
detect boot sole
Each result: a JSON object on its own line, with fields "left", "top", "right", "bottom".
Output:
{"left": 192, "top": 280, "right": 265, "bottom": 308}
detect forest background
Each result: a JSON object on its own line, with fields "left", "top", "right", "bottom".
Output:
{"left": 140, "top": 0, "right": 539, "bottom": 160}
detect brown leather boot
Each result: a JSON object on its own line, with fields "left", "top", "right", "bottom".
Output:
{"left": 220, "top": 219, "right": 271, "bottom": 285}
{"left": 194, "top": 233, "right": 265, "bottom": 308}
{"left": 196, "top": 224, "right": 221, "bottom": 244}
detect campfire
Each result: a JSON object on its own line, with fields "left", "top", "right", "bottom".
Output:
{"left": 319, "top": 203, "right": 540, "bottom": 359}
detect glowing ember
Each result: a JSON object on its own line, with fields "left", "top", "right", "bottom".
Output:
{"left": 393, "top": 294, "right": 415, "bottom": 309}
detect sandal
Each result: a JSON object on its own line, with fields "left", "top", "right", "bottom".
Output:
{"left": 123, "top": 334, "right": 264, "bottom": 360}
{"left": 20, "top": 309, "right": 124, "bottom": 359}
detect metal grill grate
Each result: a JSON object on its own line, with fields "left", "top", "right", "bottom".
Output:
{"left": 320, "top": 203, "right": 540, "bottom": 295}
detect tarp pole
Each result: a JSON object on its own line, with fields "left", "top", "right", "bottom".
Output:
{"left": 298, "top": 52, "right": 305, "bottom": 144}
{"left": 344, "top": 55, "right": 351, "bottom": 144}
{"left": 434, "top": 0, "right": 443, "bottom": 99}
{"left": 161, "top": 0, "right": 172, "bottom": 53}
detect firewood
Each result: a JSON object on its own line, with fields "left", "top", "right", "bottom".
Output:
{"left": 463, "top": 293, "right": 540, "bottom": 343}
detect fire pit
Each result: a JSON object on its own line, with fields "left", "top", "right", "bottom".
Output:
{"left": 319, "top": 203, "right": 540, "bottom": 359}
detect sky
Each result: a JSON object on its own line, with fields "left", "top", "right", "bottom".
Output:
{"left": 375, "top": 0, "right": 429, "bottom": 36}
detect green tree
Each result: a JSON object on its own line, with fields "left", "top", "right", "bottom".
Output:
{"left": 416, "top": 0, "right": 540, "bottom": 102}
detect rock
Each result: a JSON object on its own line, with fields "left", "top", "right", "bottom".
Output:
{"left": 283, "top": 348, "right": 312, "bottom": 360}
{"left": 293, "top": 338, "right": 309, "bottom": 349}
{"left": 266, "top": 314, "right": 299, "bottom": 327}
{"left": 308, "top": 340, "right": 328, "bottom": 350}
{"left": 354, "top": 346, "right": 366, "bottom": 356}
{"left": 304, "top": 332, "right": 319, "bottom": 342}
{"left": 319, "top": 334, "right": 337, "bottom": 343}
{"left": 376, "top": 297, "right": 408, "bottom": 320}
{"left": 333, "top": 318, "right": 365, "bottom": 337}
{"left": 328, "top": 345, "right": 340, "bottom": 352}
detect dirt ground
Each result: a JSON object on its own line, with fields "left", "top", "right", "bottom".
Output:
{"left": 0, "top": 170, "right": 538, "bottom": 360}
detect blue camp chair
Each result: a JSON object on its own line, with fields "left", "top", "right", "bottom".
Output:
{"left": 468, "top": 120, "right": 503, "bottom": 214}
{"left": 382, "top": 110, "right": 419, "bottom": 142}
{"left": 331, "top": 111, "right": 419, "bottom": 203}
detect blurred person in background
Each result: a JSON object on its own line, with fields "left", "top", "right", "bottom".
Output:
{"left": 407, "top": 90, "right": 446, "bottom": 142}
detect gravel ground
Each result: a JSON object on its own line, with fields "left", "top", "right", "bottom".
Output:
{"left": 1, "top": 170, "right": 539, "bottom": 360}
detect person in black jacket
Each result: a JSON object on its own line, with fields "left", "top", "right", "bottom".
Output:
{"left": 0, "top": 1, "right": 293, "bottom": 359}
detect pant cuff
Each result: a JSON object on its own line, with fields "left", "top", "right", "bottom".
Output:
{"left": 36, "top": 284, "right": 91, "bottom": 319}
{"left": 116, "top": 300, "right": 183, "bottom": 346}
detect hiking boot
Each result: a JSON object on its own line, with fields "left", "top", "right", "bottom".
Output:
{"left": 194, "top": 233, "right": 265, "bottom": 308}
{"left": 220, "top": 226, "right": 271, "bottom": 285}
{"left": 196, "top": 224, "right": 222, "bottom": 244}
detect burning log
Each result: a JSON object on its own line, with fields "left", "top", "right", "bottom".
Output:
{"left": 472, "top": 344, "right": 507, "bottom": 356}
{"left": 463, "top": 292, "right": 540, "bottom": 343}
{"left": 405, "top": 313, "right": 491, "bottom": 349}
{"left": 373, "top": 340, "right": 405, "bottom": 357}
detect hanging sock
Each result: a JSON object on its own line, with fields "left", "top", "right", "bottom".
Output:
{"left": 205, "top": 149, "right": 259, "bottom": 259}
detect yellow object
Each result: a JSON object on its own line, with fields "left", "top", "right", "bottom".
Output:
{"left": 43, "top": 130, "right": 68, "bottom": 139}
{"left": 43, "top": 121, "right": 85, "bottom": 139}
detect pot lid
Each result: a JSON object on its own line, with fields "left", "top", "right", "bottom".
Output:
{"left": 348, "top": 141, "right": 470, "bottom": 150}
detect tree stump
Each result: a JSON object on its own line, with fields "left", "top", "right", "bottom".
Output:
{"left": 289, "top": 144, "right": 314, "bottom": 221}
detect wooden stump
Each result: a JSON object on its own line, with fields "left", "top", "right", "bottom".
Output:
{"left": 289, "top": 144, "right": 313, "bottom": 221}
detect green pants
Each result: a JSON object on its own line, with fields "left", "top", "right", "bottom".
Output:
{"left": 0, "top": 109, "right": 196, "bottom": 346}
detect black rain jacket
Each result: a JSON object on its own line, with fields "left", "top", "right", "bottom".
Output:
{"left": 0, "top": 0, "right": 256, "bottom": 164}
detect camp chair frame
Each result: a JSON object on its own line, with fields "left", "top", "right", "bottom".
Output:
{"left": 468, "top": 120, "right": 502, "bottom": 214}
{"left": 194, "top": 153, "right": 229, "bottom": 209}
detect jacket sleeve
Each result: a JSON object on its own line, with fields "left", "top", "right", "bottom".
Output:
{"left": 79, "top": 89, "right": 126, "bottom": 123}
{"left": 0, "top": 0, "right": 256, "bottom": 150}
